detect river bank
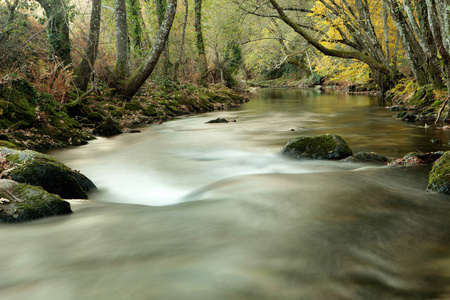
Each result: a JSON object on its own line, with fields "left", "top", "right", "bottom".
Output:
{"left": 249, "top": 75, "right": 449, "bottom": 125}
{"left": 0, "top": 76, "right": 249, "bottom": 151}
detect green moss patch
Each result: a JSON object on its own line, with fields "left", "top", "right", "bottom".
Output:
{"left": 428, "top": 151, "right": 450, "bottom": 193}
{"left": 0, "top": 180, "right": 72, "bottom": 223}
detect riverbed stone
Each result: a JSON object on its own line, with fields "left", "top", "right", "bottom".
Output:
{"left": 341, "top": 151, "right": 387, "bottom": 163}
{"left": 205, "top": 118, "right": 235, "bottom": 123}
{"left": 427, "top": 151, "right": 450, "bottom": 193}
{"left": 389, "top": 151, "right": 443, "bottom": 166}
{"left": 0, "top": 147, "right": 96, "bottom": 199}
{"left": 281, "top": 134, "right": 353, "bottom": 160}
{"left": 0, "top": 179, "right": 72, "bottom": 223}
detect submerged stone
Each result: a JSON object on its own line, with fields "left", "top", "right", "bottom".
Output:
{"left": 0, "top": 147, "right": 96, "bottom": 199}
{"left": 428, "top": 151, "right": 450, "bottom": 193}
{"left": 389, "top": 151, "right": 443, "bottom": 166}
{"left": 281, "top": 134, "right": 353, "bottom": 160}
{"left": 205, "top": 118, "right": 236, "bottom": 124}
{"left": 0, "top": 179, "right": 72, "bottom": 223}
{"left": 341, "top": 151, "right": 387, "bottom": 163}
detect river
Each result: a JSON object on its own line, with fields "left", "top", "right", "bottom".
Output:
{"left": 1, "top": 88, "right": 450, "bottom": 299}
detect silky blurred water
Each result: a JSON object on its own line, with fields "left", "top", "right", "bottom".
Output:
{"left": 2, "top": 88, "right": 450, "bottom": 300}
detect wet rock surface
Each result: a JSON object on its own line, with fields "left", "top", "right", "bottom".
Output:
{"left": 0, "top": 179, "right": 72, "bottom": 223}
{"left": 0, "top": 147, "right": 96, "bottom": 199}
{"left": 281, "top": 134, "right": 353, "bottom": 160}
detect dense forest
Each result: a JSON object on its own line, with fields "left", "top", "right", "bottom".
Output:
{"left": 0, "top": 0, "right": 449, "bottom": 148}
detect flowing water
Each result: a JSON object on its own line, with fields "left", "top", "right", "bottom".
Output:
{"left": 2, "top": 88, "right": 450, "bottom": 300}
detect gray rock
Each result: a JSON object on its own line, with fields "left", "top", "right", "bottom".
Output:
{"left": 281, "top": 134, "right": 353, "bottom": 160}
{"left": 0, "top": 179, "right": 72, "bottom": 223}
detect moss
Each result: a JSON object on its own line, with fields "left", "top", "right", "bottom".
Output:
{"left": 410, "top": 85, "right": 435, "bottom": 107}
{"left": 428, "top": 151, "right": 450, "bottom": 193}
{"left": 93, "top": 117, "right": 122, "bottom": 136}
{"left": 87, "top": 112, "right": 104, "bottom": 122}
{"left": 143, "top": 106, "right": 158, "bottom": 116}
{"left": 0, "top": 140, "right": 17, "bottom": 149}
{"left": 0, "top": 88, "right": 36, "bottom": 128}
{"left": 281, "top": 134, "right": 353, "bottom": 160}
{"left": 0, "top": 181, "right": 72, "bottom": 223}
{"left": 11, "top": 78, "right": 38, "bottom": 102}
{"left": 124, "top": 100, "right": 143, "bottom": 111}
{"left": 341, "top": 151, "right": 387, "bottom": 163}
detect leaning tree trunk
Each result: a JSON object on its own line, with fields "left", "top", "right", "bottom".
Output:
{"left": 113, "top": 0, "right": 131, "bottom": 79}
{"left": 35, "top": 0, "right": 72, "bottom": 66}
{"left": 73, "top": 0, "right": 102, "bottom": 91}
{"left": 116, "top": 0, "right": 177, "bottom": 99}
{"left": 194, "top": 0, "right": 208, "bottom": 85}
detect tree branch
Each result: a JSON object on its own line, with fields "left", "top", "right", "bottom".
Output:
{"left": 268, "top": 0, "right": 390, "bottom": 75}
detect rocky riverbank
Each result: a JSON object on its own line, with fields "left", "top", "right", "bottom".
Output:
{"left": 0, "top": 76, "right": 249, "bottom": 151}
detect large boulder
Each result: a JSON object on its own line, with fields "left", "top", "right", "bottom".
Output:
{"left": 0, "top": 147, "right": 96, "bottom": 199}
{"left": 341, "top": 151, "right": 387, "bottom": 163}
{"left": 0, "top": 179, "right": 72, "bottom": 223}
{"left": 428, "top": 151, "right": 450, "bottom": 193}
{"left": 281, "top": 134, "right": 353, "bottom": 160}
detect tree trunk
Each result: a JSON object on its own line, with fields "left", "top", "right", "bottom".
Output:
{"left": 425, "top": 0, "right": 450, "bottom": 90}
{"left": 117, "top": 0, "right": 177, "bottom": 99}
{"left": 383, "top": 0, "right": 431, "bottom": 86}
{"left": 35, "top": 0, "right": 72, "bottom": 66}
{"left": 5, "top": 0, "right": 19, "bottom": 22}
{"left": 73, "top": 0, "right": 102, "bottom": 91}
{"left": 113, "top": 0, "right": 131, "bottom": 79}
{"left": 156, "top": 0, "right": 171, "bottom": 77}
{"left": 174, "top": 0, "right": 189, "bottom": 80}
{"left": 381, "top": 0, "right": 390, "bottom": 62}
{"left": 269, "top": 0, "right": 400, "bottom": 92}
{"left": 128, "top": 0, "right": 144, "bottom": 52}
{"left": 194, "top": 0, "right": 208, "bottom": 85}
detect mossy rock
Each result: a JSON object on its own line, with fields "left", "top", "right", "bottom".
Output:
{"left": 0, "top": 86, "right": 37, "bottom": 128}
{"left": 281, "top": 134, "right": 353, "bottom": 160}
{"left": 0, "top": 179, "right": 72, "bottom": 223}
{"left": 10, "top": 78, "right": 38, "bottom": 103}
{"left": 124, "top": 100, "right": 143, "bottom": 111}
{"left": 87, "top": 112, "right": 104, "bottom": 122}
{"left": 0, "top": 147, "right": 96, "bottom": 199}
{"left": 93, "top": 117, "right": 122, "bottom": 136}
{"left": 428, "top": 151, "right": 450, "bottom": 193}
{"left": 66, "top": 103, "right": 92, "bottom": 118}
{"left": 341, "top": 151, "right": 387, "bottom": 163}
{"left": 410, "top": 85, "right": 435, "bottom": 107}
{"left": 143, "top": 106, "right": 158, "bottom": 117}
